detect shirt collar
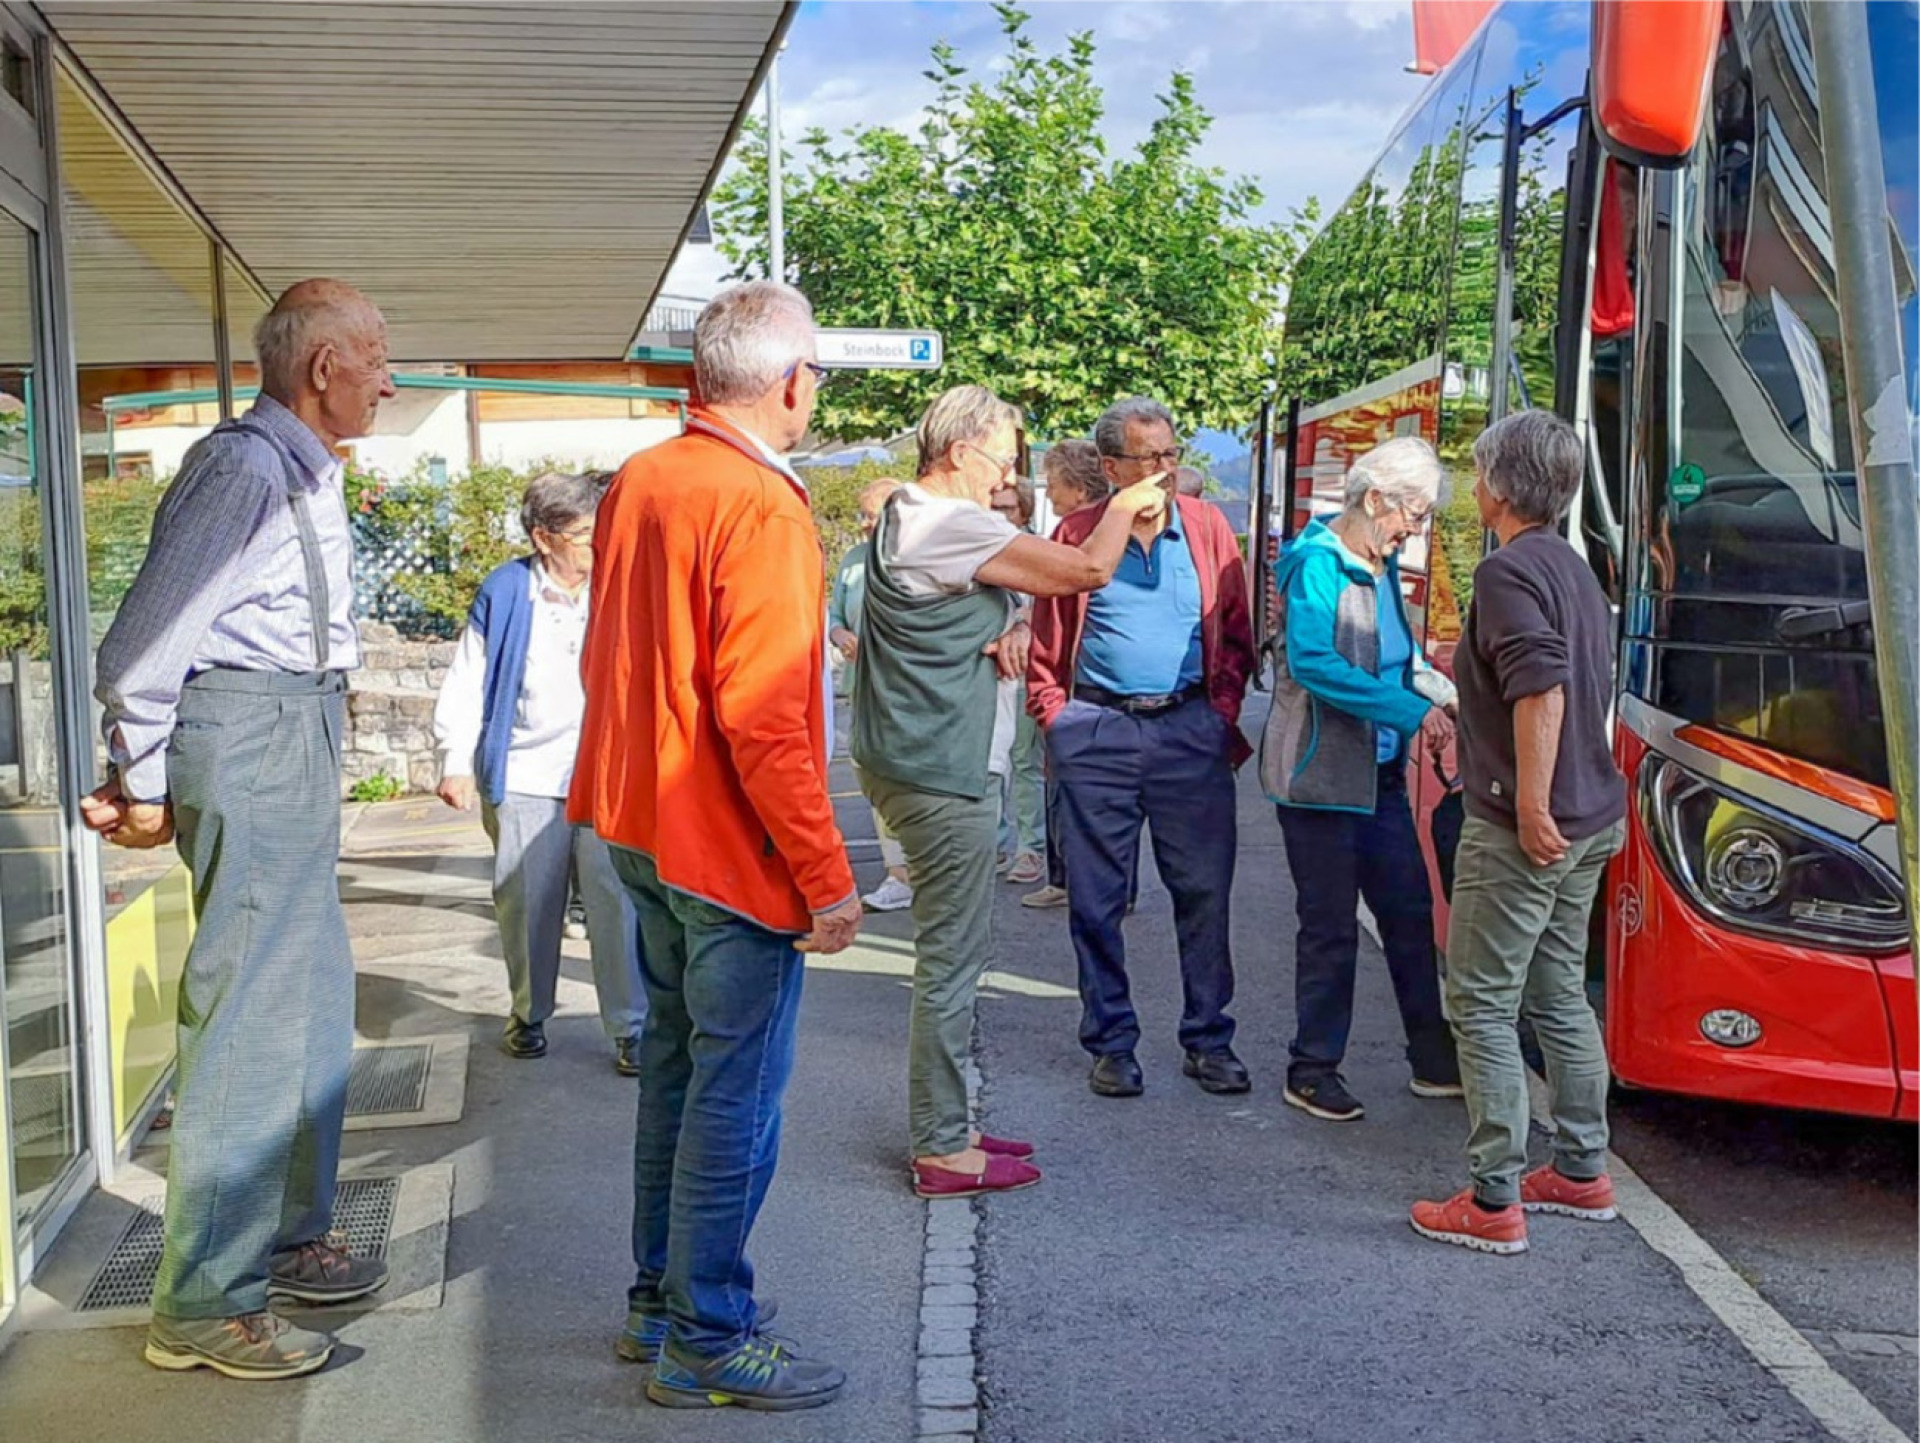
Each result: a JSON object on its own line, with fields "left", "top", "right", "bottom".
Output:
{"left": 732, "top": 420, "right": 807, "bottom": 493}
{"left": 529, "top": 559, "right": 586, "bottom": 609}
{"left": 247, "top": 394, "right": 341, "bottom": 485}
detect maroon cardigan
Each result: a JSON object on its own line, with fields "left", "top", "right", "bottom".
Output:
{"left": 1027, "top": 494, "right": 1257, "bottom": 768}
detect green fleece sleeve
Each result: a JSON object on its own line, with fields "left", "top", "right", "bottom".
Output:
{"left": 1283, "top": 550, "right": 1432, "bottom": 738}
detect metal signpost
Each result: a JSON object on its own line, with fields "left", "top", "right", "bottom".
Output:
{"left": 815, "top": 328, "right": 944, "bottom": 370}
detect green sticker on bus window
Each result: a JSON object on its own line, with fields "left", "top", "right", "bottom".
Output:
{"left": 1669, "top": 462, "right": 1706, "bottom": 507}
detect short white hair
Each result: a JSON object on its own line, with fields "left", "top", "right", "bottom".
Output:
{"left": 916, "top": 384, "right": 1019, "bottom": 476}
{"left": 252, "top": 283, "right": 378, "bottom": 398}
{"left": 693, "top": 282, "right": 816, "bottom": 405}
{"left": 1343, "top": 436, "right": 1448, "bottom": 514}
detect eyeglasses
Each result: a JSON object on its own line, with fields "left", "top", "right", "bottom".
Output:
{"left": 1113, "top": 448, "right": 1183, "bottom": 469}
{"left": 542, "top": 524, "right": 594, "bottom": 546}
{"left": 965, "top": 441, "right": 1017, "bottom": 474}
{"left": 786, "top": 360, "right": 831, "bottom": 384}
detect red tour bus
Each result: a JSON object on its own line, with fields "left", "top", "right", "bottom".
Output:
{"left": 1260, "top": 0, "right": 1919, "bottom": 1119}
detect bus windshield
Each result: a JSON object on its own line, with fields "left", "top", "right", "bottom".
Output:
{"left": 1626, "top": 1, "right": 1912, "bottom": 792}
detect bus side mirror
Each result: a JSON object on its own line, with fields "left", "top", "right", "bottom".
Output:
{"left": 1590, "top": 0, "right": 1724, "bottom": 169}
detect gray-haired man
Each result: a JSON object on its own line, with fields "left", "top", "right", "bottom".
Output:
{"left": 86, "top": 278, "right": 396, "bottom": 1380}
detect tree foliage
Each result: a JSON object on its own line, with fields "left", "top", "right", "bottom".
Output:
{"left": 714, "top": 3, "right": 1314, "bottom": 440}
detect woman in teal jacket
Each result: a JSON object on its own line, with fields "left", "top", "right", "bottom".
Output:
{"left": 1260, "top": 437, "right": 1461, "bottom": 1122}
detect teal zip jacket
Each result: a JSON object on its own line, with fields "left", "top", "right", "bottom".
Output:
{"left": 1260, "top": 518, "right": 1440, "bottom": 814}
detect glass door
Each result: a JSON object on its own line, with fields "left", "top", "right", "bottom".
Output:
{"left": 0, "top": 200, "right": 85, "bottom": 1232}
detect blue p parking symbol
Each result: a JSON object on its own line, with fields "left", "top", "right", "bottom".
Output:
{"left": 910, "top": 338, "right": 932, "bottom": 362}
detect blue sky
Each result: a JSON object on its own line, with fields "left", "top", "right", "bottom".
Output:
{"left": 664, "top": 0, "right": 1427, "bottom": 298}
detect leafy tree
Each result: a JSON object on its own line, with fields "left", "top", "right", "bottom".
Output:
{"left": 713, "top": 3, "right": 1314, "bottom": 441}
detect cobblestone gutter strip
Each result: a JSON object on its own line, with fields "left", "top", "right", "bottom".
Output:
{"left": 917, "top": 1060, "right": 985, "bottom": 1439}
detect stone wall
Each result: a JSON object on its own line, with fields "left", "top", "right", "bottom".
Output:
{"left": 342, "top": 623, "right": 456, "bottom": 797}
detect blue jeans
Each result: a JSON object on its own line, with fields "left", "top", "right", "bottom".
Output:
{"left": 1275, "top": 762, "right": 1454, "bottom": 1082}
{"left": 1049, "top": 696, "right": 1237, "bottom": 1056}
{"left": 609, "top": 847, "right": 804, "bottom": 1357}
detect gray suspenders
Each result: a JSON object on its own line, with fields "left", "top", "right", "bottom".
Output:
{"left": 224, "top": 418, "right": 334, "bottom": 668}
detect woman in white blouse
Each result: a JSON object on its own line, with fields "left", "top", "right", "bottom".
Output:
{"left": 432, "top": 471, "right": 645, "bottom": 1072}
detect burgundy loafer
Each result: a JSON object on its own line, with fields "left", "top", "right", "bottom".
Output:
{"left": 912, "top": 1154, "right": 1043, "bottom": 1200}
{"left": 976, "top": 1133, "right": 1036, "bottom": 1160}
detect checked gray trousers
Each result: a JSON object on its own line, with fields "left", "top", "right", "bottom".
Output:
{"left": 152, "top": 669, "right": 354, "bottom": 1319}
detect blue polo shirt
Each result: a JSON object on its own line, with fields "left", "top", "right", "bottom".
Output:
{"left": 1076, "top": 518, "right": 1204, "bottom": 696}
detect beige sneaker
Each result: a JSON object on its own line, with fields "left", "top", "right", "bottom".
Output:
{"left": 1021, "top": 884, "right": 1069, "bottom": 909}
{"left": 146, "top": 1311, "right": 335, "bottom": 1380}
{"left": 267, "top": 1229, "right": 390, "bottom": 1305}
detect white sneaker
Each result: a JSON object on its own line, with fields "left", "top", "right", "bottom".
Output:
{"left": 863, "top": 875, "right": 915, "bottom": 912}
{"left": 1021, "top": 884, "right": 1070, "bottom": 909}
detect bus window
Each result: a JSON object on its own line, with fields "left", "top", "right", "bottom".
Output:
{"left": 1628, "top": 1, "right": 1893, "bottom": 789}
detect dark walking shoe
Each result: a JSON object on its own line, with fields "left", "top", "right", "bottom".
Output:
{"left": 503, "top": 1019, "right": 546, "bottom": 1059}
{"left": 618, "top": 1297, "right": 780, "bottom": 1363}
{"left": 1089, "top": 1051, "right": 1144, "bottom": 1098}
{"left": 146, "top": 1311, "right": 335, "bottom": 1380}
{"left": 267, "top": 1229, "right": 390, "bottom": 1305}
{"left": 646, "top": 1334, "right": 846, "bottom": 1411}
{"left": 1283, "top": 1072, "right": 1365, "bottom": 1121}
{"left": 1183, "top": 1047, "right": 1251, "bottom": 1094}
{"left": 614, "top": 1036, "right": 642, "bottom": 1077}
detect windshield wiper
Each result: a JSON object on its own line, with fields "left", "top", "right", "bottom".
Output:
{"left": 1776, "top": 600, "right": 1874, "bottom": 641}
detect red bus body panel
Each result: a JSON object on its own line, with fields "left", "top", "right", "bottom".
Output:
{"left": 1605, "top": 730, "right": 1907, "bottom": 1119}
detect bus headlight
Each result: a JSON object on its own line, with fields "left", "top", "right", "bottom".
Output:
{"left": 1641, "top": 758, "right": 1908, "bottom": 953}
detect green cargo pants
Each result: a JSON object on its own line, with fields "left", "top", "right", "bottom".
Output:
{"left": 1444, "top": 815, "right": 1626, "bottom": 1207}
{"left": 862, "top": 772, "right": 1001, "bottom": 1158}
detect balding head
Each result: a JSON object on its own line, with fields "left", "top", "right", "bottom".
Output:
{"left": 254, "top": 278, "right": 393, "bottom": 443}
{"left": 1175, "top": 465, "right": 1206, "bottom": 498}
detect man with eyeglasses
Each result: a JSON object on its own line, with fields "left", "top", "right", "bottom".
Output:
{"left": 1027, "top": 396, "right": 1258, "bottom": 1101}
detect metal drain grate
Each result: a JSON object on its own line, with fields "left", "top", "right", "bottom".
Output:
{"left": 75, "top": 1177, "right": 402, "bottom": 1312}
{"left": 345, "top": 1043, "right": 433, "bottom": 1117}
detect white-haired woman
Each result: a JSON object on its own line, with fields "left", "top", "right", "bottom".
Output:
{"left": 1261, "top": 436, "right": 1462, "bottom": 1122}
{"left": 853, "top": 384, "right": 1167, "bottom": 1199}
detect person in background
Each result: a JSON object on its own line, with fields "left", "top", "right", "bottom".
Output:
{"left": 1174, "top": 464, "right": 1207, "bottom": 499}
{"left": 830, "top": 478, "right": 914, "bottom": 913}
{"left": 1024, "top": 440, "right": 1111, "bottom": 910}
{"left": 1411, "top": 409, "right": 1626, "bottom": 1255}
{"left": 989, "top": 476, "right": 1047, "bottom": 887}
{"left": 1028, "top": 397, "right": 1257, "bottom": 1102}
{"left": 1262, "top": 437, "right": 1462, "bottom": 1124}
{"left": 853, "top": 385, "right": 1170, "bottom": 1199}
{"left": 432, "top": 470, "right": 646, "bottom": 1074}
{"left": 571, "top": 281, "right": 856, "bottom": 1410}
{"left": 86, "top": 279, "right": 396, "bottom": 1381}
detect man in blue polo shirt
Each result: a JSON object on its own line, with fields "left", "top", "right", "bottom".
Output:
{"left": 1028, "top": 398, "right": 1258, "bottom": 1100}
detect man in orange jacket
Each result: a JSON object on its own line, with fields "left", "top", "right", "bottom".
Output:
{"left": 570, "top": 281, "right": 859, "bottom": 1412}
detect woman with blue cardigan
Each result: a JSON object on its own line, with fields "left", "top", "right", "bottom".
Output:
{"left": 432, "top": 471, "right": 645, "bottom": 1072}
{"left": 1261, "top": 438, "right": 1462, "bottom": 1122}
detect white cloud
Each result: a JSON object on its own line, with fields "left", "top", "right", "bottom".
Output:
{"left": 1108, "top": 3, "right": 1173, "bottom": 42}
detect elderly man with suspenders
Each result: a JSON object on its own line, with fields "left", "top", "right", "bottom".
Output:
{"left": 85, "top": 279, "right": 398, "bottom": 1382}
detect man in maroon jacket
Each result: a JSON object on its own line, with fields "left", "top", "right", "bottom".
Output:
{"left": 1028, "top": 398, "right": 1257, "bottom": 1100}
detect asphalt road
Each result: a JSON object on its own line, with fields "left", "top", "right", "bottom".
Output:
{"left": 961, "top": 704, "right": 1914, "bottom": 1443}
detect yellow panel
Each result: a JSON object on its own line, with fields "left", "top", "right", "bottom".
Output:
{"left": 107, "top": 866, "right": 195, "bottom": 1145}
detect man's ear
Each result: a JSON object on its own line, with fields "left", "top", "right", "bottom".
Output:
{"left": 310, "top": 342, "right": 334, "bottom": 394}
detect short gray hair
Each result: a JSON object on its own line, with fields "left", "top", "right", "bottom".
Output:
{"left": 1175, "top": 465, "right": 1206, "bottom": 498}
{"left": 1042, "top": 438, "right": 1109, "bottom": 503}
{"left": 1093, "top": 397, "right": 1177, "bottom": 457}
{"left": 916, "top": 384, "right": 1019, "bottom": 476}
{"left": 1472, "top": 409, "right": 1582, "bottom": 524}
{"left": 693, "top": 281, "right": 816, "bottom": 405}
{"left": 252, "top": 280, "right": 379, "bottom": 398}
{"left": 1343, "top": 436, "right": 1448, "bottom": 514}
{"left": 520, "top": 470, "right": 607, "bottom": 539}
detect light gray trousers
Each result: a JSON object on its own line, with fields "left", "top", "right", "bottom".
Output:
{"left": 482, "top": 792, "right": 645, "bottom": 1040}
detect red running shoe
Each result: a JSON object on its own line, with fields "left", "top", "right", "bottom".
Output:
{"left": 1409, "top": 1188, "right": 1529, "bottom": 1255}
{"left": 976, "top": 1133, "right": 1035, "bottom": 1159}
{"left": 1521, "top": 1166, "right": 1618, "bottom": 1221}
{"left": 912, "top": 1154, "right": 1042, "bottom": 1200}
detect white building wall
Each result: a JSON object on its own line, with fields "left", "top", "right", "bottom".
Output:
{"left": 349, "top": 392, "right": 471, "bottom": 479}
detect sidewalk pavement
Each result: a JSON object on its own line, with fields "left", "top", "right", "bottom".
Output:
{"left": 0, "top": 711, "right": 1863, "bottom": 1443}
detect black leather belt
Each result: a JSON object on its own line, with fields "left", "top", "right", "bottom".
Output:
{"left": 1075, "top": 682, "right": 1205, "bottom": 717}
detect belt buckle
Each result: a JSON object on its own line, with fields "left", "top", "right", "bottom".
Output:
{"left": 1129, "top": 692, "right": 1175, "bottom": 715}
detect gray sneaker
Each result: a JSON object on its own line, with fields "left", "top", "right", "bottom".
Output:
{"left": 145, "top": 1311, "right": 335, "bottom": 1381}
{"left": 646, "top": 1334, "right": 845, "bottom": 1411}
{"left": 267, "top": 1230, "right": 390, "bottom": 1305}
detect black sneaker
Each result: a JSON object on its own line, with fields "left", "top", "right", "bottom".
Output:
{"left": 646, "top": 1334, "right": 845, "bottom": 1411}
{"left": 1183, "top": 1047, "right": 1251, "bottom": 1094}
{"left": 614, "top": 1036, "right": 642, "bottom": 1077}
{"left": 504, "top": 1019, "right": 547, "bottom": 1059}
{"left": 1284, "top": 1072, "right": 1365, "bottom": 1121}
